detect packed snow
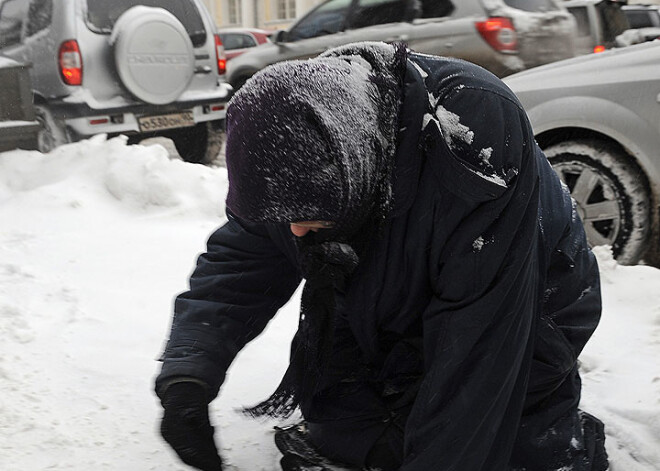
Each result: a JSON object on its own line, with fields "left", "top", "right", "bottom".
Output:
{"left": 0, "top": 136, "right": 658, "bottom": 470}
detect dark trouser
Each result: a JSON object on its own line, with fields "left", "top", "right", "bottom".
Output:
{"left": 306, "top": 369, "right": 607, "bottom": 470}
{"left": 308, "top": 415, "right": 405, "bottom": 471}
{"left": 305, "top": 383, "right": 411, "bottom": 471}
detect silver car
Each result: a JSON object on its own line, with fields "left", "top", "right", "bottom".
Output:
{"left": 563, "top": 0, "right": 630, "bottom": 55}
{"left": 227, "top": 0, "right": 578, "bottom": 89}
{"left": 505, "top": 41, "right": 660, "bottom": 266}
{"left": 0, "top": 0, "right": 232, "bottom": 163}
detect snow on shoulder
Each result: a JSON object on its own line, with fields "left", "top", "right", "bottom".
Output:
{"left": 423, "top": 92, "right": 507, "bottom": 188}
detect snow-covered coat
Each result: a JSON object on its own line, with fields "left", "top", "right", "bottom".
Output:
{"left": 156, "top": 51, "right": 602, "bottom": 470}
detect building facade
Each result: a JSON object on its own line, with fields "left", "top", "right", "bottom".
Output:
{"left": 203, "top": 0, "right": 324, "bottom": 31}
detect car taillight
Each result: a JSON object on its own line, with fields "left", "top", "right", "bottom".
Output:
{"left": 475, "top": 17, "right": 518, "bottom": 53}
{"left": 214, "top": 34, "right": 226, "bottom": 75}
{"left": 593, "top": 45, "right": 606, "bottom": 53}
{"left": 59, "top": 40, "right": 82, "bottom": 86}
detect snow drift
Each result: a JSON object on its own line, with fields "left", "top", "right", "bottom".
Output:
{"left": 0, "top": 136, "right": 658, "bottom": 470}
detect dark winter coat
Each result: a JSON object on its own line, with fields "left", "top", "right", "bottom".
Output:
{"left": 156, "top": 52, "right": 602, "bottom": 470}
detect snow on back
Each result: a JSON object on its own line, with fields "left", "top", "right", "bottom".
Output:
{"left": 226, "top": 42, "right": 401, "bottom": 224}
{"left": 433, "top": 104, "right": 474, "bottom": 148}
{"left": 0, "top": 134, "right": 227, "bottom": 219}
{"left": 423, "top": 94, "right": 507, "bottom": 188}
{"left": 479, "top": 147, "right": 493, "bottom": 165}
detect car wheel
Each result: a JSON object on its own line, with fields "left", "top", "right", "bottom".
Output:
{"left": 167, "top": 122, "right": 224, "bottom": 165}
{"left": 544, "top": 139, "right": 651, "bottom": 265}
{"left": 34, "top": 105, "right": 68, "bottom": 153}
{"left": 205, "top": 120, "right": 226, "bottom": 166}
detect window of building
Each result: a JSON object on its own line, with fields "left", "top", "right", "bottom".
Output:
{"left": 276, "top": 0, "right": 296, "bottom": 20}
{"left": 228, "top": 0, "right": 241, "bottom": 24}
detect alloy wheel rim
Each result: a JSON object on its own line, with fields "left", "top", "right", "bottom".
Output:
{"left": 553, "top": 160, "right": 622, "bottom": 247}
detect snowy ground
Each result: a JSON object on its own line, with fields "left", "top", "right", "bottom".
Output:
{"left": 0, "top": 136, "right": 658, "bottom": 471}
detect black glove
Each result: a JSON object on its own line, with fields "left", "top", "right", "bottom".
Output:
{"left": 160, "top": 382, "right": 223, "bottom": 471}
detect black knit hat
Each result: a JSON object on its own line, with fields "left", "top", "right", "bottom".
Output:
{"left": 225, "top": 42, "right": 407, "bottom": 234}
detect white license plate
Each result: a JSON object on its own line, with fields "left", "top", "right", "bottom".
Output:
{"left": 138, "top": 111, "right": 194, "bottom": 132}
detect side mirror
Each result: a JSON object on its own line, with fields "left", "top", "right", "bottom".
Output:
{"left": 271, "top": 30, "right": 288, "bottom": 44}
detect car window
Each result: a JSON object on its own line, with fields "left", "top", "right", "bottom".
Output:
{"left": 220, "top": 33, "right": 257, "bottom": 50}
{"left": 625, "top": 9, "right": 660, "bottom": 28}
{"left": 348, "top": 0, "right": 407, "bottom": 28}
{"left": 85, "top": 0, "right": 207, "bottom": 47}
{"left": 287, "top": 0, "right": 351, "bottom": 41}
{"left": 419, "top": 0, "right": 454, "bottom": 19}
{"left": 0, "top": 0, "right": 29, "bottom": 48}
{"left": 25, "top": 0, "right": 52, "bottom": 38}
{"left": 568, "top": 6, "right": 591, "bottom": 38}
{"left": 503, "top": 0, "right": 559, "bottom": 12}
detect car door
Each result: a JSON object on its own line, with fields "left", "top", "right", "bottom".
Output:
{"left": 342, "top": 0, "right": 477, "bottom": 64}
{"left": 0, "top": 0, "right": 56, "bottom": 95}
{"left": 0, "top": 0, "right": 30, "bottom": 62}
{"left": 19, "top": 0, "right": 55, "bottom": 96}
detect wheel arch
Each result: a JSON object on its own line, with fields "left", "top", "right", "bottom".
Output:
{"left": 535, "top": 127, "right": 653, "bottom": 197}
{"left": 535, "top": 126, "right": 660, "bottom": 266}
{"left": 525, "top": 96, "right": 660, "bottom": 199}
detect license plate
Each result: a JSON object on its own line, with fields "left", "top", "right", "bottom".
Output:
{"left": 138, "top": 111, "right": 194, "bottom": 132}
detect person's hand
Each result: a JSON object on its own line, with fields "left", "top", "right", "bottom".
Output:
{"left": 160, "top": 382, "right": 224, "bottom": 471}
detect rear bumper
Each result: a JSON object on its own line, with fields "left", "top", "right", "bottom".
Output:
{"left": 47, "top": 89, "right": 233, "bottom": 137}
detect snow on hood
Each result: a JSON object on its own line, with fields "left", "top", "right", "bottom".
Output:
{"left": 225, "top": 42, "right": 405, "bottom": 233}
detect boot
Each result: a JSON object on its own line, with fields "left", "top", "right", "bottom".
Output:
{"left": 275, "top": 422, "right": 359, "bottom": 471}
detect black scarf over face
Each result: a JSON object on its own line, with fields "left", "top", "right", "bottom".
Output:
{"left": 224, "top": 42, "right": 407, "bottom": 418}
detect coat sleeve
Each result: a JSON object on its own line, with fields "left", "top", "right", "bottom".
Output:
{"left": 402, "top": 85, "right": 541, "bottom": 470}
{"left": 155, "top": 211, "right": 302, "bottom": 399}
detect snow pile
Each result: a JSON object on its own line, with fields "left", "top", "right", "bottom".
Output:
{"left": 579, "top": 246, "right": 660, "bottom": 471}
{"left": 0, "top": 135, "right": 226, "bottom": 218}
{"left": 0, "top": 138, "right": 658, "bottom": 470}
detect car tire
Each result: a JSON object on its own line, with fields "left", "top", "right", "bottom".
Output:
{"left": 34, "top": 105, "right": 68, "bottom": 153}
{"left": 206, "top": 120, "right": 226, "bottom": 166}
{"left": 167, "top": 121, "right": 224, "bottom": 165}
{"left": 544, "top": 139, "right": 651, "bottom": 265}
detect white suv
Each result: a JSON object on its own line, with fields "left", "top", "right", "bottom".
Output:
{"left": 0, "top": 0, "right": 232, "bottom": 163}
